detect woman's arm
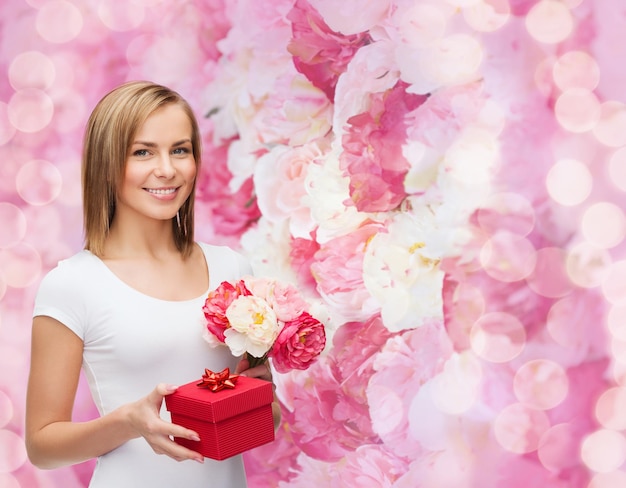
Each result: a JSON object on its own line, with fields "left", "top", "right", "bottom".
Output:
{"left": 25, "top": 316, "right": 204, "bottom": 468}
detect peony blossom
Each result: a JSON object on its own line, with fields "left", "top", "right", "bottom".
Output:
{"left": 271, "top": 312, "right": 326, "bottom": 373}
{"left": 254, "top": 142, "right": 324, "bottom": 239}
{"left": 224, "top": 295, "right": 280, "bottom": 358}
{"left": 204, "top": 276, "right": 326, "bottom": 371}
{"left": 362, "top": 208, "right": 444, "bottom": 332}
{"left": 287, "top": 0, "right": 372, "bottom": 100}
{"left": 310, "top": 222, "right": 383, "bottom": 322}
{"left": 203, "top": 279, "right": 251, "bottom": 341}
{"left": 244, "top": 275, "right": 310, "bottom": 322}
{"left": 340, "top": 80, "right": 429, "bottom": 212}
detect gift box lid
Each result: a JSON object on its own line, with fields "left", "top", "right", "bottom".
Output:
{"left": 165, "top": 375, "right": 273, "bottom": 423}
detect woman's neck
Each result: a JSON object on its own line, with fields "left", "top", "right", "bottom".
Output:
{"left": 103, "top": 218, "right": 179, "bottom": 260}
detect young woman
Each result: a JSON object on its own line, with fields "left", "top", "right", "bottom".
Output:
{"left": 25, "top": 81, "right": 277, "bottom": 487}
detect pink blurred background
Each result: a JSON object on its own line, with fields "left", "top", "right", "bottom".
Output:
{"left": 2, "top": 0, "right": 626, "bottom": 487}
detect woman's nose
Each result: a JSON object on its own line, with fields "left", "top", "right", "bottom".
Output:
{"left": 154, "top": 153, "right": 176, "bottom": 178}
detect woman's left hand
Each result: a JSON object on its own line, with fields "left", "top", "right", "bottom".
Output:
{"left": 234, "top": 356, "right": 272, "bottom": 382}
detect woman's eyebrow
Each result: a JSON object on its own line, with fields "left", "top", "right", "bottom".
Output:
{"left": 132, "top": 138, "right": 192, "bottom": 147}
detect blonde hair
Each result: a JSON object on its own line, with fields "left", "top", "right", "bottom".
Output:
{"left": 82, "top": 81, "right": 201, "bottom": 257}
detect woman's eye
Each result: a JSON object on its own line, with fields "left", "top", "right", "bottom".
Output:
{"left": 172, "top": 147, "right": 191, "bottom": 156}
{"left": 133, "top": 149, "right": 150, "bottom": 157}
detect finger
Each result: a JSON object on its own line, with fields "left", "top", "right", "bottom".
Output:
{"left": 242, "top": 362, "right": 272, "bottom": 381}
{"left": 155, "top": 383, "right": 178, "bottom": 396}
{"left": 234, "top": 356, "right": 250, "bottom": 374}
{"left": 170, "top": 425, "right": 201, "bottom": 442}
{"left": 155, "top": 435, "right": 204, "bottom": 463}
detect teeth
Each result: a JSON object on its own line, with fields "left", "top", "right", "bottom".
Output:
{"left": 148, "top": 188, "right": 176, "bottom": 195}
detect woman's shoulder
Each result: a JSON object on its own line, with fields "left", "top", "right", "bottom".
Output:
{"left": 196, "top": 242, "right": 252, "bottom": 276}
{"left": 39, "top": 250, "right": 102, "bottom": 288}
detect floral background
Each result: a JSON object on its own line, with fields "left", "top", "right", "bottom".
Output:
{"left": 2, "top": 0, "right": 626, "bottom": 487}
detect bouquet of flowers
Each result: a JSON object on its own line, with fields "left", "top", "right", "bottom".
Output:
{"left": 202, "top": 276, "right": 326, "bottom": 373}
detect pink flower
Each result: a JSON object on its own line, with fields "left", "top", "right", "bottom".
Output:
{"left": 245, "top": 276, "right": 310, "bottom": 322}
{"left": 340, "top": 81, "right": 429, "bottom": 211}
{"left": 310, "top": 222, "right": 383, "bottom": 322}
{"left": 202, "top": 279, "right": 251, "bottom": 342}
{"left": 289, "top": 234, "right": 321, "bottom": 291}
{"left": 367, "top": 319, "right": 453, "bottom": 458}
{"left": 254, "top": 143, "right": 323, "bottom": 239}
{"left": 280, "top": 358, "right": 376, "bottom": 461}
{"left": 243, "top": 422, "right": 301, "bottom": 487}
{"left": 271, "top": 312, "right": 326, "bottom": 373}
{"left": 287, "top": 0, "right": 371, "bottom": 100}
{"left": 329, "top": 445, "right": 408, "bottom": 488}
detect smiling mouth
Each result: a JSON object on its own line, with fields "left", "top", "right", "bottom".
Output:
{"left": 146, "top": 188, "right": 177, "bottom": 195}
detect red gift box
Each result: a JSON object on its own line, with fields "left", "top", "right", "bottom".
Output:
{"left": 165, "top": 374, "right": 275, "bottom": 460}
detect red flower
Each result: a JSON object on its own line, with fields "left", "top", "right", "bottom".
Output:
{"left": 271, "top": 312, "right": 326, "bottom": 373}
{"left": 202, "top": 280, "right": 251, "bottom": 342}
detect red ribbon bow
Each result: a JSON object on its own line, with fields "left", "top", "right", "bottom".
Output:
{"left": 196, "top": 367, "right": 239, "bottom": 392}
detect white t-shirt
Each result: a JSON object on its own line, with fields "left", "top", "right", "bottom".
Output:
{"left": 33, "top": 242, "right": 252, "bottom": 488}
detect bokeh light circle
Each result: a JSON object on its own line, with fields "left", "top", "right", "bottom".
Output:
{"left": 0, "top": 243, "right": 42, "bottom": 288}
{"left": 554, "top": 89, "right": 601, "bottom": 133}
{"left": 463, "top": 0, "right": 511, "bottom": 32}
{"left": 396, "top": 3, "right": 447, "bottom": 46}
{"left": 424, "top": 34, "right": 484, "bottom": 86}
{"left": 546, "top": 295, "right": 594, "bottom": 350}
{"left": 476, "top": 192, "right": 535, "bottom": 237}
{"left": 0, "top": 102, "right": 16, "bottom": 145}
{"left": 98, "top": 1, "right": 146, "bottom": 31}
{"left": 553, "top": 50, "right": 600, "bottom": 91}
{"left": 0, "top": 430, "right": 27, "bottom": 472}
{"left": 581, "top": 429, "right": 626, "bottom": 473}
{"left": 493, "top": 403, "right": 550, "bottom": 454}
{"left": 480, "top": 231, "right": 536, "bottom": 282}
{"left": 538, "top": 423, "right": 579, "bottom": 472}
{"left": 545, "top": 158, "right": 592, "bottom": 206}
{"left": 566, "top": 241, "right": 612, "bottom": 288}
{"left": 36, "top": 0, "right": 84, "bottom": 44}
{"left": 7, "top": 89, "right": 54, "bottom": 133}
{"left": 526, "top": 247, "right": 574, "bottom": 298}
{"left": 513, "top": 359, "right": 568, "bottom": 410}
{"left": 602, "top": 260, "right": 626, "bottom": 305}
{"left": 0, "top": 474, "right": 19, "bottom": 488}
{"left": 0, "top": 391, "right": 13, "bottom": 428}
{"left": 612, "top": 338, "right": 626, "bottom": 366}
{"left": 595, "top": 387, "right": 626, "bottom": 430}
{"left": 16, "top": 159, "right": 63, "bottom": 206}
{"left": 8, "top": 51, "right": 56, "bottom": 91}
{"left": 446, "top": 283, "right": 485, "bottom": 348}
{"left": 588, "top": 471, "right": 626, "bottom": 488}
{"left": 470, "top": 312, "right": 526, "bottom": 363}
{"left": 52, "top": 92, "right": 88, "bottom": 133}
{"left": 581, "top": 202, "right": 626, "bottom": 249}
{"left": 525, "top": 0, "right": 574, "bottom": 44}
{"left": 609, "top": 147, "right": 626, "bottom": 192}
{"left": 0, "top": 203, "right": 27, "bottom": 248}
{"left": 593, "top": 101, "right": 626, "bottom": 148}
{"left": 607, "top": 304, "right": 626, "bottom": 341}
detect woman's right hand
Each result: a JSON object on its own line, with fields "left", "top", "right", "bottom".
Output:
{"left": 124, "top": 383, "right": 204, "bottom": 463}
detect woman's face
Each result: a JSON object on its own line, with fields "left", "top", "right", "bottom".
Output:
{"left": 117, "top": 103, "right": 196, "bottom": 225}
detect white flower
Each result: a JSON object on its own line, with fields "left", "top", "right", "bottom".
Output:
{"left": 363, "top": 209, "right": 444, "bottom": 332}
{"left": 224, "top": 295, "right": 280, "bottom": 357}
{"left": 303, "top": 147, "right": 370, "bottom": 243}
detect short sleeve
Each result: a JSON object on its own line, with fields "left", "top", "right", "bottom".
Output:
{"left": 33, "top": 259, "right": 88, "bottom": 340}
